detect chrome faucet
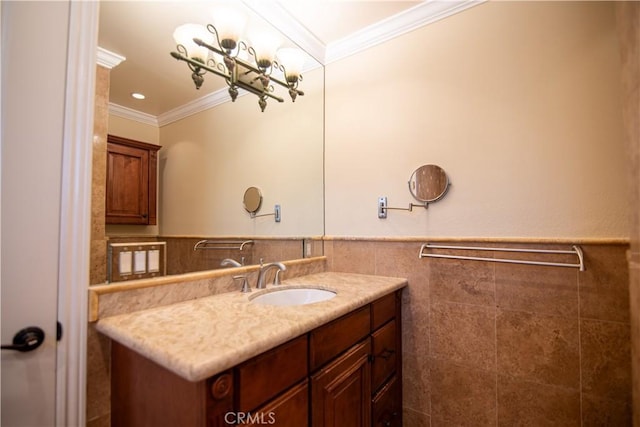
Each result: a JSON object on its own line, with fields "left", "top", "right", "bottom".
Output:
{"left": 233, "top": 275, "right": 250, "bottom": 293}
{"left": 221, "top": 258, "right": 242, "bottom": 268}
{"left": 256, "top": 262, "right": 286, "bottom": 289}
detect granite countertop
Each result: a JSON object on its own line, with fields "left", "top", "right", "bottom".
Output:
{"left": 96, "top": 272, "right": 407, "bottom": 382}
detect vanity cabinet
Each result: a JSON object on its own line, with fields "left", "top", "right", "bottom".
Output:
{"left": 110, "top": 290, "right": 402, "bottom": 426}
{"left": 106, "top": 134, "right": 160, "bottom": 225}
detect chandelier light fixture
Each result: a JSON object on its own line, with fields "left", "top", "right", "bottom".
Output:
{"left": 170, "top": 8, "right": 306, "bottom": 112}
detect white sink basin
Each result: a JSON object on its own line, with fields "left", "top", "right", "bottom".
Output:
{"left": 250, "top": 287, "right": 336, "bottom": 307}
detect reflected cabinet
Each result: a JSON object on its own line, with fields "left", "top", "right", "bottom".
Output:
{"left": 106, "top": 134, "right": 160, "bottom": 225}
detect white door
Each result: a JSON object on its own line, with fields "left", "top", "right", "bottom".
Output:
{"left": 1, "top": 1, "right": 97, "bottom": 426}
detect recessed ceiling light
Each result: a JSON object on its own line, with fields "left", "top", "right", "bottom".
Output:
{"left": 131, "top": 92, "right": 145, "bottom": 100}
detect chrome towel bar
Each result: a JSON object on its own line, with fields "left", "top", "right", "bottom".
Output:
{"left": 193, "top": 240, "right": 255, "bottom": 251}
{"left": 419, "top": 243, "right": 585, "bottom": 271}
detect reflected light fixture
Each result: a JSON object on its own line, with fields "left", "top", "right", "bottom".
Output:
{"left": 170, "top": 8, "right": 305, "bottom": 112}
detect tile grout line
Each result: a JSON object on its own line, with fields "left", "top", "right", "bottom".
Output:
{"left": 427, "top": 256, "right": 434, "bottom": 426}
{"left": 577, "top": 268, "right": 584, "bottom": 426}
{"left": 493, "top": 261, "right": 499, "bottom": 427}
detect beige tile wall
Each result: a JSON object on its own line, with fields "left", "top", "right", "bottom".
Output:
{"left": 616, "top": 3, "right": 640, "bottom": 426}
{"left": 161, "top": 237, "right": 305, "bottom": 275}
{"left": 325, "top": 239, "right": 632, "bottom": 426}
{"left": 87, "top": 64, "right": 111, "bottom": 426}
{"left": 90, "top": 65, "right": 110, "bottom": 286}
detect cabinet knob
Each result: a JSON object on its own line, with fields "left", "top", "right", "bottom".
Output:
{"left": 210, "top": 373, "right": 232, "bottom": 400}
{"left": 373, "top": 348, "right": 395, "bottom": 361}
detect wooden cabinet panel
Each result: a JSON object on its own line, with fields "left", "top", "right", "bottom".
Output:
{"left": 244, "top": 380, "right": 309, "bottom": 427}
{"left": 310, "top": 306, "right": 370, "bottom": 371}
{"left": 311, "top": 339, "right": 372, "bottom": 427}
{"left": 371, "top": 319, "right": 397, "bottom": 393}
{"left": 371, "top": 375, "right": 401, "bottom": 427}
{"left": 106, "top": 134, "right": 159, "bottom": 225}
{"left": 371, "top": 292, "right": 396, "bottom": 331}
{"left": 111, "top": 341, "right": 211, "bottom": 427}
{"left": 236, "top": 335, "right": 308, "bottom": 412}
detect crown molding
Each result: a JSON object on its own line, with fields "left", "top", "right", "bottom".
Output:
{"left": 156, "top": 88, "right": 246, "bottom": 127}
{"left": 96, "top": 47, "right": 125, "bottom": 69}
{"left": 109, "top": 103, "right": 158, "bottom": 126}
{"left": 113, "top": 1, "right": 483, "bottom": 126}
{"left": 325, "top": 0, "right": 484, "bottom": 64}
{"left": 241, "top": 0, "right": 326, "bottom": 64}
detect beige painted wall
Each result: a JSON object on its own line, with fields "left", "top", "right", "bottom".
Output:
{"left": 325, "top": 1, "right": 628, "bottom": 239}
{"left": 109, "top": 115, "right": 160, "bottom": 144}
{"left": 158, "top": 66, "right": 324, "bottom": 237}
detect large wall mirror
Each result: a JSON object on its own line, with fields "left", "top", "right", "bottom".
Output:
{"left": 98, "top": 1, "right": 324, "bottom": 280}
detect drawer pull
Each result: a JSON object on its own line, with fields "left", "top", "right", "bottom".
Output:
{"left": 383, "top": 411, "right": 399, "bottom": 426}
{"left": 374, "top": 348, "right": 395, "bottom": 361}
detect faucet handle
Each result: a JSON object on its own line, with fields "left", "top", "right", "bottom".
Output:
{"left": 233, "top": 275, "right": 250, "bottom": 293}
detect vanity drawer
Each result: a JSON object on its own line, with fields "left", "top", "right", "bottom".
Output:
{"left": 371, "top": 319, "right": 397, "bottom": 392}
{"left": 372, "top": 375, "right": 401, "bottom": 427}
{"left": 371, "top": 292, "right": 397, "bottom": 331}
{"left": 310, "top": 305, "right": 371, "bottom": 371}
{"left": 236, "top": 335, "right": 308, "bottom": 412}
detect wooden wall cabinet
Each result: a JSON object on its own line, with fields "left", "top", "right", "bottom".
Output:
{"left": 106, "top": 134, "right": 160, "bottom": 225}
{"left": 111, "top": 290, "right": 403, "bottom": 426}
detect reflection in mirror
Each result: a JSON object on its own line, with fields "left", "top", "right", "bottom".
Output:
{"left": 409, "top": 164, "right": 450, "bottom": 203}
{"left": 243, "top": 187, "right": 263, "bottom": 214}
{"left": 98, "top": 1, "right": 325, "bottom": 282}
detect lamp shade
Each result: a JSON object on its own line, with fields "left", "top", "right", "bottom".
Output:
{"left": 212, "top": 8, "right": 246, "bottom": 48}
{"left": 173, "top": 24, "right": 212, "bottom": 62}
{"left": 249, "top": 31, "right": 282, "bottom": 68}
{"left": 277, "top": 48, "right": 305, "bottom": 82}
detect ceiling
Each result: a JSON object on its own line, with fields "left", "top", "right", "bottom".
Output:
{"left": 97, "top": 1, "right": 476, "bottom": 119}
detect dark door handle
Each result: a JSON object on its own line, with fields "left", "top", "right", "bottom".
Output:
{"left": 1, "top": 326, "right": 45, "bottom": 352}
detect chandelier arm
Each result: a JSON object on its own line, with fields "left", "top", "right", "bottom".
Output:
{"left": 170, "top": 51, "right": 230, "bottom": 80}
{"left": 235, "top": 80, "right": 284, "bottom": 102}
{"left": 193, "top": 38, "right": 227, "bottom": 59}
{"left": 192, "top": 39, "right": 296, "bottom": 93}
{"left": 204, "top": 24, "right": 227, "bottom": 53}
{"left": 247, "top": 46, "right": 278, "bottom": 78}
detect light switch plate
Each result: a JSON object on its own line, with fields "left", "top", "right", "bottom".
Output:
{"left": 134, "top": 250, "right": 147, "bottom": 274}
{"left": 119, "top": 251, "right": 132, "bottom": 275}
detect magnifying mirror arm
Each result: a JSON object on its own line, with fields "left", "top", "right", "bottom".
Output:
{"left": 377, "top": 196, "right": 428, "bottom": 219}
{"left": 250, "top": 204, "right": 281, "bottom": 222}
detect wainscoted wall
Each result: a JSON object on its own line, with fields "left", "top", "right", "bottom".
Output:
{"left": 616, "top": 2, "right": 640, "bottom": 422}
{"left": 162, "top": 237, "right": 308, "bottom": 275}
{"left": 324, "top": 238, "right": 631, "bottom": 426}
{"left": 104, "top": 236, "right": 320, "bottom": 279}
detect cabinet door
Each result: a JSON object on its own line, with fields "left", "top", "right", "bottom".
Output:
{"left": 243, "top": 380, "right": 309, "bottom": 427}
{"left": 106, "top": 142, "right": 150, "bottom": 224}
{"left": 311, "top": 339, "right": 371, "bottom": 427}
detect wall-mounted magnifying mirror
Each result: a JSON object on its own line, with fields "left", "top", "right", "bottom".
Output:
{"left": 378, "top": 164, "right": 450, "bottom": 218}
{"left": 243, "top": 187, "right": 263, "bottom": 215}
{"left": 408, "top": 164, "right": 450, "bottom": 203}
